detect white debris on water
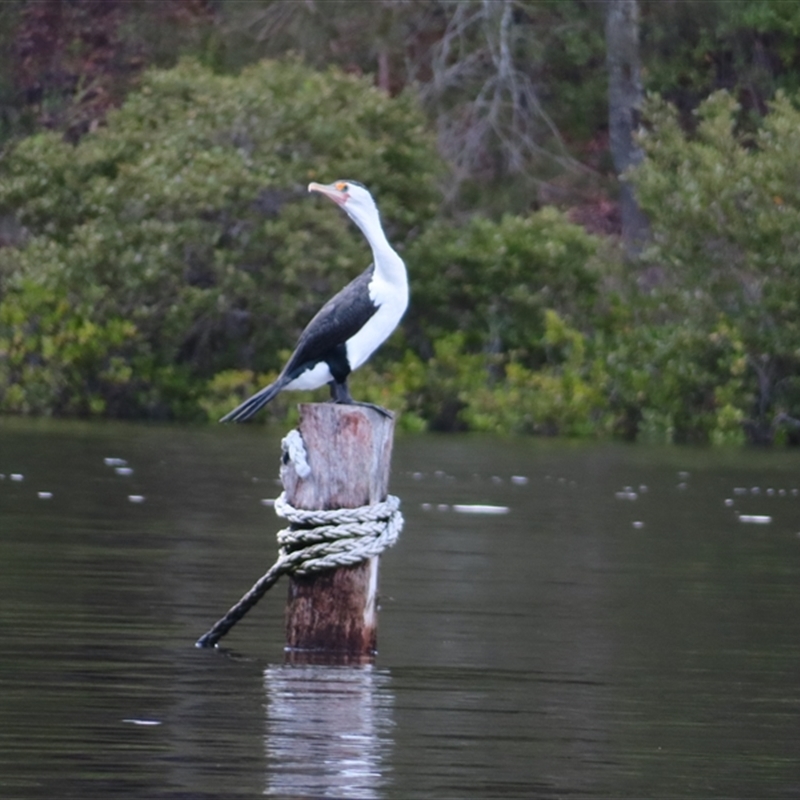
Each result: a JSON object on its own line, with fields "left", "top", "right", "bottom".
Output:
{"left": 511, "top": 475, "right": 528, "bottom": 485}
{"left": 104, "top": 458, "right": 127, "bottom": 467}
{"left": 738, "top": 514, "right": 772, "bottom": 524}
{"left": 37, "top": 491, "right": 53, "bottom": 500}
{"left": 10, "top": 473, "right": 24, "bottom": 482}
{"left": 128, "top": 495, "right": 145, "bottom": 504}
{"left": 615, "top": 488, "right": 637, "bottom": 500}
{"left": 115, "top": 466, "right": 133, "bottom": 476}
{"left": 453, "top": 504, "right": 510, "bottom": 515}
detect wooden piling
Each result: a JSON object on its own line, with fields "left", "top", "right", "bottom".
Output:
{"left": 280, "top": 403, "right": 396, "bottom": 660}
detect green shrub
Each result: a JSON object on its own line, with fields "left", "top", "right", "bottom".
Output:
{"left": 0, "top": 58, "right": 441, "bottom": 418}
{"left": 462, "top": 310, "right": 612, "bottom": 437}
{"left": 406, "top": 207, "right": 602, "bottom": 366}
{"left": 602, "top": 318, "right": 750, "bottom": 444}
{"left": 348, "top": 312, "right": 612, "bottom": 438}
{"left": 0, "top": 280, "right": 139, "bottom": 416}
{"left": 629, "top": 89, "right": 800, "bottom": 440}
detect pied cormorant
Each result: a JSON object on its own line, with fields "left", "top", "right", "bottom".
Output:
{"left": 220, "top": 180, "right": 408, "bottom": 422}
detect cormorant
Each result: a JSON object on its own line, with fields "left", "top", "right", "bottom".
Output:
{"left": 220, "top": 180, "right": 407, "bottom": 422}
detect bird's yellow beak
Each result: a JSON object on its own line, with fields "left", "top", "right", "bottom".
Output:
{"left": 308, "top": 181, "right": 349, "bottom": 206}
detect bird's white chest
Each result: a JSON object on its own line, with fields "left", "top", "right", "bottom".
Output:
{"left": 346, "top": 270, "right": 408, "bottom": 370}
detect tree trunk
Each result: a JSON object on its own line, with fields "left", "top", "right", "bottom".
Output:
{"left": 606, "top": 0, "right": 649, "bottom": 251}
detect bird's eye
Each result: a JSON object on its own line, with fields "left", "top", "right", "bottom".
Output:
{"left": 336, "top": 182, "right": 349, "bottom": 192}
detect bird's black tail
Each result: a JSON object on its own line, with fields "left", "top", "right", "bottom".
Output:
{"left": 219, "top": 380, "right": 284, "bottom": 422}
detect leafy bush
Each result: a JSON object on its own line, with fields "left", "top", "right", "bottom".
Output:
{"left": 347, "top": 315, "right": 611, "bottom": 438}
{"left": 601, "top": 318, "right": 750, "bottom": 444}
{"left": 629, "top": 89, "right": 800, "bottom": 440}
{"left": 642, "top": 0, "right": 800, "bottom": 117}
{"left": 406, "top": 207, "right": 602, "bottom": 366}
{"left": 0, "top": 57, "right": 441, "bottom": 418}
{"left": 6, "top": 52, "right": 800, "bottom": 446}
{"left": 0, "top": 280, "right": 139, "bottom": 416}
{"left": 462, "top": 311, "right": 612, "bottom": 437}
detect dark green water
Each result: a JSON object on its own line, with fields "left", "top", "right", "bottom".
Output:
{"left": 0, "top": 419, "right": 798, "bottom": 799}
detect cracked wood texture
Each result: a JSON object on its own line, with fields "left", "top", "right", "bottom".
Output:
{"left": 280, "top": 403, "right": 396, "bottom": 661}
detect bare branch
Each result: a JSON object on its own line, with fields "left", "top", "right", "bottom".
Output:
{"left": 220, "top": 0, "right": 583, "bottom": 197}
{"left": 417, "top": 0, "right": 579, "bottom": 194}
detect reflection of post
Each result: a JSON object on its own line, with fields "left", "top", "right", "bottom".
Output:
{"left": 264, "top": 664, "right": 394, "bottom": 799}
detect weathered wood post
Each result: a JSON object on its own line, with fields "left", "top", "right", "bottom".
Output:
{"left": 280, "top": 402, "right": 396, "bottom": 660}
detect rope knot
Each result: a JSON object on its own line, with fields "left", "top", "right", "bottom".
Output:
{"left": 273, "top": 492, "right": 403, "bottom": 576}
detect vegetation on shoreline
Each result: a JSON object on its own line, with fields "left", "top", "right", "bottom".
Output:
{"left": 2, "top": 2, "right": 800, "bottom": 445}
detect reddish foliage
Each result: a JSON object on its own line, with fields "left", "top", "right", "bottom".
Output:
{"left": 568, "top": 196, "right": 621, "bottom": 237}
{"left": 12, "top": 0, "right": 213, "bottom": 140}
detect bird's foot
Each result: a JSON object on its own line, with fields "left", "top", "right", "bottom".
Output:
{"left": 351, "top": 400, "right": 394, "bottom": 419}
{"left": 328, "top": 380, "right": 393, "bottom": 418}
{"left": 328, "top": 397, "right": 394, "bottom": 419}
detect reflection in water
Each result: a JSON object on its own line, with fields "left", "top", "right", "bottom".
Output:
{"left": 264, "top": 664, "right": 394, "bottom": 799}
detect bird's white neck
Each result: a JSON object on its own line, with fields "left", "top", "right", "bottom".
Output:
{"left": 352, "top": 212, "right": 406, "bottom": 287}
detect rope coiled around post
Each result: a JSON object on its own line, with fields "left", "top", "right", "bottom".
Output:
{"left": 274, "top": 493, "right": 402, "bottom": 572}
{"left": 195, "top": 490, "right": 403, "bottom": 648}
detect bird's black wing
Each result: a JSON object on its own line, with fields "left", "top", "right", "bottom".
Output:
{"left": 282, "top": 265, "right": 378, "bottom": 377}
